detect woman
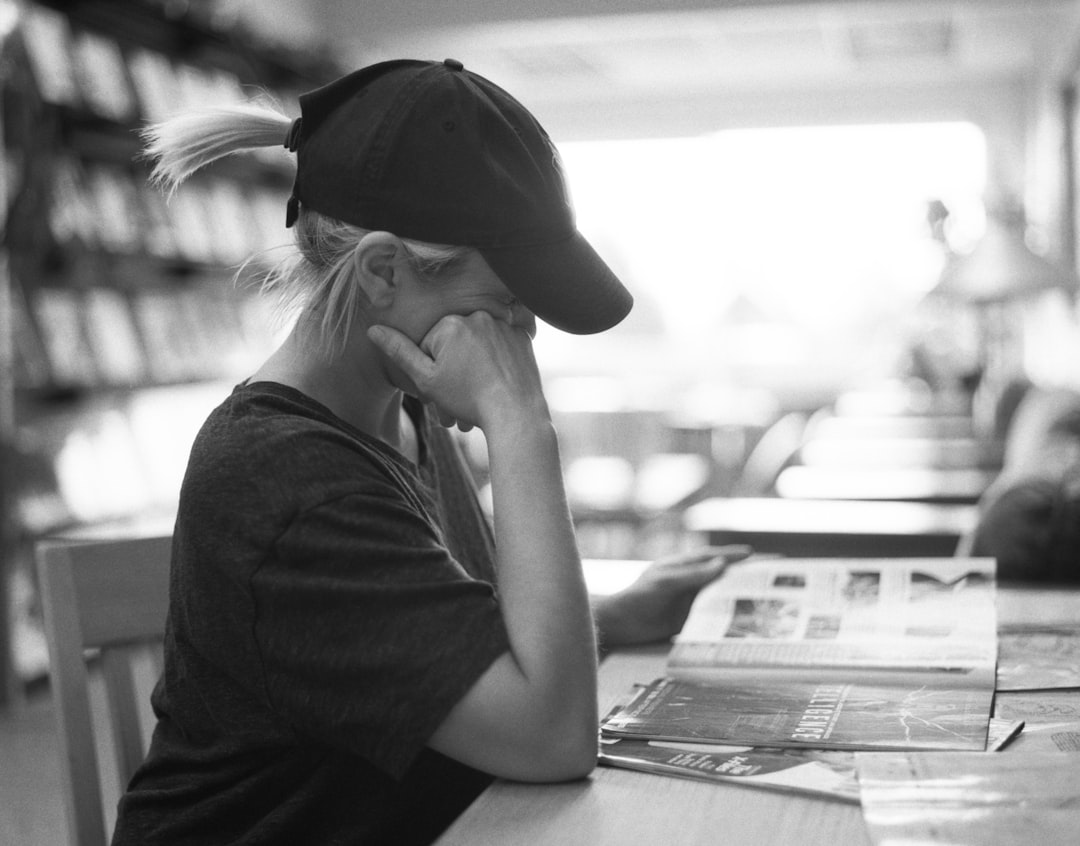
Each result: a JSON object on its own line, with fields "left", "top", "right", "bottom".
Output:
{"left": 113, "top": 59, "right": 745, "bottom": 845}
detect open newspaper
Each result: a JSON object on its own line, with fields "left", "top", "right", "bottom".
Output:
{"left": 601, "top": 557, "right": 997, "bottom": 752}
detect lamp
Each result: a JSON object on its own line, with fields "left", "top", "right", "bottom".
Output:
{"left": 933, "top": 206, "right": 1079, "bottom": 303}
{"left": 926, "top": 203, "right": 1079, "bottom": 438}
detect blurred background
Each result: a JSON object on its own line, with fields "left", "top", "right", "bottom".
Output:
{"left": 3, "top": 0, "right": 1080, "bottom": 699}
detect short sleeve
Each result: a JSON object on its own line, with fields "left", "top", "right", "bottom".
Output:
{"left": 252, "top": 481, "right": 510, "bottom": 779}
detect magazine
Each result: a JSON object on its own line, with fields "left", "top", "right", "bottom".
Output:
{"left": 599, "top": 736, "right": 861, "bottom": 803}
{"left": 597, "top": 718, "right": 1023, "bottom": 804}
{"left": 667, "top": 557, "right": 997, "bottom": 682}
{"left": 602, "top": 558, "right": 997, "bottom": 752}
{"left": 600, "top": 673, "right": 995, "bottom": 751}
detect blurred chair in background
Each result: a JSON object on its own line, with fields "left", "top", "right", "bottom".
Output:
{"left": 729, "top": 411, "right": 809, "bottom": 498}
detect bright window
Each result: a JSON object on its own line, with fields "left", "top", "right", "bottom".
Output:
{"left": 538, "top": 122, "right": 987, "bottom": 408}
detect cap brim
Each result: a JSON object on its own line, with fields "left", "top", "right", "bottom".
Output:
{"left": 479, "top": 233, "right": 633, "bottom": 335}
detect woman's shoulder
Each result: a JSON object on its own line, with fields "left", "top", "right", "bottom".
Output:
{"left": 210, "top": 382, "right": 384, "bottom": 450}
{"left": 190, "top": 381, "right": 417, "bottom": 496}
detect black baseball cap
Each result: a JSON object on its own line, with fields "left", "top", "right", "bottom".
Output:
{"left": 284, "top": 58, "right": 633, "bottom": 335}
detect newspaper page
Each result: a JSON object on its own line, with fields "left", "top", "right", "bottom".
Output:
{"left": 993, "top": 689, "right": 1080, "bottom": 753}
{"left": 996, "top": 623, "right": 1080, "bottom": 691}
{"left": 668, "top": 557, "right": 996, "bottom": 682}
{"left": 857, "top": 751, "right": 1080, "bottom": 846}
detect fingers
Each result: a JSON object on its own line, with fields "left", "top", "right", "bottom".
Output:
{"left": 367, "top": 325, "right": 434, "bottom": 386}
{"left": 674, "top": 558, "right": 732, "bottom": 588}
{"left": 640, "top": 545, "right": 755, "bottom": 591}
{"left": 436, "top": 408, "right": 457, "bottom": 428}
{"left": 654, "top": 545, "right": 754, "bottom": 569}
{"left": 369, "top": 324, "right": 466, "bottom": 430}
{"left": 713, "top": 545, "right": 753, "bottom": 565}
{"left": 428, "top": 403, "right": 474, "bottom": 432}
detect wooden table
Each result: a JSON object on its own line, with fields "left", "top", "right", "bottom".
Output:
{"left": 806, "top": 414, "right": 977, "bottom": 441}
{"left": 437, "top": 646, "right": 872, "bottom": 846}
{"left": 774, "top": 465, "right": 997, "bottom": 504}
{"left": 435, "top": 568, "right": 1080, "bottom": 846}
{"left": 683, "top": 496, "right": 978, "bottom": 558}
{"left": 798, "top": 436, "right": 1003, "bottom": 470}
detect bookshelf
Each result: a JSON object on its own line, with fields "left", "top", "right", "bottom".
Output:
{"left": 0, "top": 0, "right": 339, "bottom": 703}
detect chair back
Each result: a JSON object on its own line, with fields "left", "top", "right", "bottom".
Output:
{"left": 36, "top": 533, "right": 172, "bottom": 846}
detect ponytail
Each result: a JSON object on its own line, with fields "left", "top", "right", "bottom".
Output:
{"left": 140, "top": 101, "right": 291, "bottom": 192}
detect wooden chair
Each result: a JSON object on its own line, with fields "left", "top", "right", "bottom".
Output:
{"left": 35, "top": 533, "right": 172, "bottom": 846}
{"left": 731, "top": 411, "right": 809, "bottom": 497}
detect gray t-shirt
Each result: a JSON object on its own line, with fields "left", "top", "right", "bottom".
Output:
{"left": 112, "top": 382, "right": 510, "bottom": 845}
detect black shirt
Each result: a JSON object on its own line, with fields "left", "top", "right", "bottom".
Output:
{"left": 112, "top": 382, "right": 510, "bottom": 845}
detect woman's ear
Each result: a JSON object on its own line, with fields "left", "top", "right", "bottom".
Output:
{"left": 352, "top": 231, "right": 405, "bottom": 309}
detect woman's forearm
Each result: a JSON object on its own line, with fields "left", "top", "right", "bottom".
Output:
{"left": 429, "top": 414, "right": 598, "bottom": 780}
{"left": 485, "top": 414, "right": 598, "bottom": 747}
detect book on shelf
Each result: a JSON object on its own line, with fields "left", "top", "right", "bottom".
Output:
{"left": 131, "top": 288, "right": 213, "bottom": 382}
{"left": 601, "top": 557, "right": 998, "bottom": 752}
{"left": 19, "top": 4, "right": 81, "bottom": 107}
{"left": 167, "top": 183, "right": 219, "bottom": 264}
{"left": 85, "top": 167, "right": 144, "bottom": 253}
{"left": 32, "top": 287, "right": 100, "bottom": 387}
{"left": 138, "top": 180, "right": 180, "bottom": 258}
{"left": 127, "top": 48, "right": 182, "bottom": 123}
{"left": 173, "top": 63, "right": 246, "bottom": 113}
{"left": 71, "top": 28, "right": 137, "bottom": 121}
{"left": 7, "top": 276, "right": 53, "bottom": 389}
{"left": 82, "top": 288, "right": 147, "bottom": 385}
{"left": 203, "top": 180, "right": 256, "bottom": 264}
{"left": 598, "top": 717, "right": 1024, "bottom": 805}
{"left": 49, "top": 158, "right": 100, "bottom": 248}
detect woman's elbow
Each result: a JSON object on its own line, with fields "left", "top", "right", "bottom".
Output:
{"left": 515, "top": 732, "right": 598, "bottom": 782}
{"left": 531, "top": 696, "right": 599, "bottom": 780}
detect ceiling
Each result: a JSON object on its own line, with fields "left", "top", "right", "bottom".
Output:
{"left": 232, "top": 0, "right": 1080, "bottom": 138}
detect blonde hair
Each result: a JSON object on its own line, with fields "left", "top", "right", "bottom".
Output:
{"left": 140, "top": 99, "right": 471, "bottom": 355}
